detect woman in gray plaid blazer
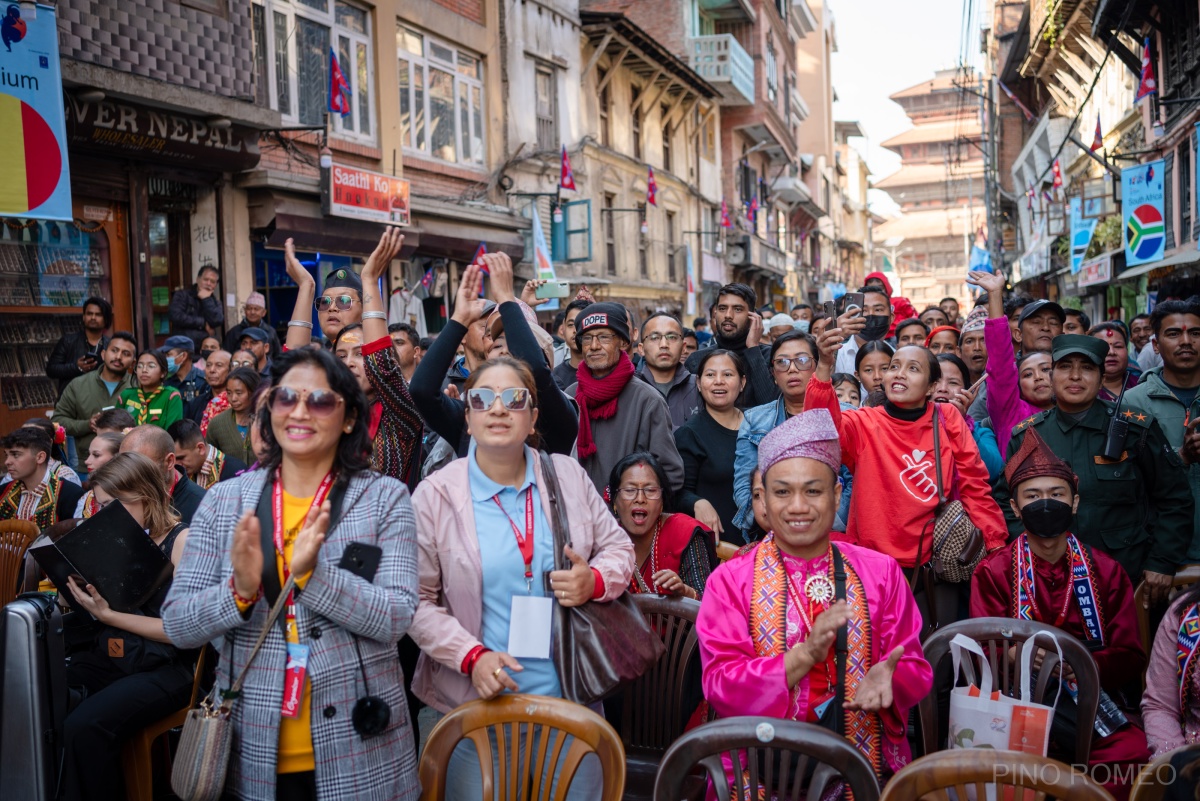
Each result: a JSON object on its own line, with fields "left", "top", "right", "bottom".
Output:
{"left": 163, "top": 348, "right": 419, "bottom": 801}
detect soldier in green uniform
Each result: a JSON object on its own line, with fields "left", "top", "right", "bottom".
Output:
{"left": 994, "top": 334, "right": 1193, "bottom": 607}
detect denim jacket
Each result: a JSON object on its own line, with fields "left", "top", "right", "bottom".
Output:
{"left": 733, "top": 399, "right": 856, "bottom": 537}
{"left": 732, "top": 400, "right": 788, "bottom": 533}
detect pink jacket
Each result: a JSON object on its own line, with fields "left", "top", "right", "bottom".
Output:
{"left": 984, "top": 316, "right": 1040, "bottom": 452}
{"left": 1142, "top": 594, "right": 1200, "bottom": 756}
{"left": 408, "top": 452, "right": 635, "bottom": 713}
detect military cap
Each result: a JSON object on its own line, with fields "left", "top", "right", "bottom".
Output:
{"left": 1051, "top": 334, "right": 1108, "bottom": 366}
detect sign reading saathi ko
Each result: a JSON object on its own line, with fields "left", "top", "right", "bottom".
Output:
{"left": 321, "top": 163, "right": 410, "bottom": 226}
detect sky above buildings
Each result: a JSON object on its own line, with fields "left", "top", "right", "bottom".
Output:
{"left": 830, "top": 0, "right": 975, "bottom": 217}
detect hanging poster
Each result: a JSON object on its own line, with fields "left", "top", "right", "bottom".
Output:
{"left": 1122, "top": 159, "right": 1165, "bottom": 268}
{"left": 1069, "top": 197, "right": 1098, "bottom": 274}
{"left": 0, "top": 4, "right": 71, "bottom": 220}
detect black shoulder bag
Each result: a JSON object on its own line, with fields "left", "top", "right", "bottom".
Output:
{"left": 539, "top": 452, "right": 665, "bottom": 705}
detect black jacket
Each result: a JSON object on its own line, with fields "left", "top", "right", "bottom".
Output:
{"left": 46, "top": 330, "right": 109, "bottom": 396}
{"left": 166, "top": 366, "right": 211, "bottom": 423}
{"left": 223, "top": 320, "right": 281, "bottom": 361}
{"left": 171, "top": 467, "right": 207, "bottom": 527}
{"left": 168, "top": 286, "right": 224, "bottom": 350}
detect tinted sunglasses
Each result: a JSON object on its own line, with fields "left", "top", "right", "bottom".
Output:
{"left": 315, "top": 294, "right": 357, "bottom": 311}
{"left": 268, "top": 386, "right": 345, "bottom": 418}
{"left": 465, "top": 387, "right": 530, "bottom": 412}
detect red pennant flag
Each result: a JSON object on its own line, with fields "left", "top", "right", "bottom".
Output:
{"left": 647, "top": 166, "right": 657, "bottom": 206}
{"left": 1051, "top": 160, "right": 1062, "bottom": 189}
{"left": 998, "top": 80, "right": 1035, "bottom": 123}
{"left": 1090, "top": 115, "right": 1104, "bottom": 151}
{"left": 748, "top": 195, "right": 758, "bottom": 226}
{"left": 720, "top": 198, "right": 732, "bottom": 228}
{"left": 328, "top": 48, "right": 351, "bottom": 117}
{"left": 1136, "top": 37, "right": 1157, "bottom": 102}
{"left": 560, "top": 145, "right": 576, "bottom": 192}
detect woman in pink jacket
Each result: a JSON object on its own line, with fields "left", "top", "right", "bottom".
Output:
{"left": 1143, "top": 584, "right": 1200, "bottom": 757}
{"left": 408, "top": 357, "right": 634, "bottom": 800}
{"left": 967, "top": 270, "right": 1055, "bottom": 451}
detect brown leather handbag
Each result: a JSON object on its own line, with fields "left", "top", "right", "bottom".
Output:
{"left": 917, "top": 405, "right": 986, "bottom": 584}
{"left": 539, "top": 452, "right": 664, "bottom": 706}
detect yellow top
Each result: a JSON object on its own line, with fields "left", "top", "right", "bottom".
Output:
{"left": 234, "top": 490, "right": 315, "bottom": 774}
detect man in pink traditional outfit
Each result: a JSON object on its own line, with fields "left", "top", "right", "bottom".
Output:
{"left": 697, "top": 409, "right": 932, "bottom": 784}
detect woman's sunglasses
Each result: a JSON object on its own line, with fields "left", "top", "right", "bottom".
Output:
{"left": 465, "top": 387, "right": 530, "bottom": 412}
{"left": 268, "top": 386, "right": 345, "bottom": 418}
{"left": 315, "top": 294, "right": 357, "bottom": 312}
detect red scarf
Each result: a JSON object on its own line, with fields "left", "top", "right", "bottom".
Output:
{"left": 574, "top": 351, "right": 635, "bottom": 459}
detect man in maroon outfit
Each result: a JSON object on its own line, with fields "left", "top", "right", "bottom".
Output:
{"left": 971, "top": 427, "right": 1149, "bottom": 800}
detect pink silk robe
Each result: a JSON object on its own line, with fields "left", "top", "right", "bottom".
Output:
{"left": 697, "top": 541, "right": 932, "bottom": 772}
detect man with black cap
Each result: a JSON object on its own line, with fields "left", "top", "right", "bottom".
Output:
{"left": 566, "top": 301, "right": 684, "bottom": 495}
{"left": 161, "top": 335, "right": 210, "bottom": 422}
{"left": 1016, "top": 298, "right": 1065, "bottom": 354}
{"left": 238, "top": 327, "right": 273, "bottom": 378}
{"left": 993, "top": 334, "right": 1193, "bottom": 600}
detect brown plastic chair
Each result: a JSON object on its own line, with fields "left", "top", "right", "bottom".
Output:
{"left": 1134, "top": 564, "right": 1200, "bottom": 658}
{"left": 715, "top": 542, "right": 739, "bottom": 562}
{"left": 1129, "top": 742, "right": 1200, "bottom": 801}
{"left": 880, "top": 749, "right": 1115, "bottom": 801}
{"left": 917, "top": 617, "right": 1101, "bottom": 766}
{"left": 419, "top": 694, "right": 626, "bottom": 801}
{"left": 120, "top": 647, "right": 209, "bottom": 801}
{"left": 0, "top": 519, "right": 40, "bottom": 604}
{"left": 612, "top": 594, "right": 703, "bottom": 799}
{"left": 652, "top": 717, "right": 881, "bottom": 801}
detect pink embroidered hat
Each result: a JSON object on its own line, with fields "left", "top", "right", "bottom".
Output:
{"left": 758, "top": 408, "right": 841, "bottom": 477}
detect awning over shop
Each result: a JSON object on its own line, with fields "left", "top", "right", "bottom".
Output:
{"left": 1116, "top": 248, "right": 1200, "bottom": 281}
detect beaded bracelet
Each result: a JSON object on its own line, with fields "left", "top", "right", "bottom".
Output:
{"left": 230, "top": 577, "right": 263, "bottom": 605}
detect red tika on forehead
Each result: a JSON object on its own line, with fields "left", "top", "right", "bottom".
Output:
{"left": 1004, "top": 427, "right": 1078, "bottom": 491}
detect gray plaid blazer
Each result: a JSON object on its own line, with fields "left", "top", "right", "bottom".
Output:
{"left": 162, "top": 468, "right": 420, "bottom": 801}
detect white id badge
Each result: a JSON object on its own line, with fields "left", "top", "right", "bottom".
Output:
{"left": 507, "top": 595, "right": 553, "bottom": 659}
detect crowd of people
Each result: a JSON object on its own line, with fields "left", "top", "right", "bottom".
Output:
{"left": 6, "top": 227, "right": 1200, "bottom": 800}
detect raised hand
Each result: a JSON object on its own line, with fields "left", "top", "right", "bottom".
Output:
{"left": 361, "top": 226, "right": 405, "bottom": 283}
{"left": 966, "top": 270, "right": 1004, "bottom": 296}
{"left": 481, "top": 252, "right": 516, "bottom": 304}
{"left": 451, "top": 262, "right": 491, "bottom": 326}
{"left": 284, "top": 238, "right": 314, "bottom": 288}
{"left": 521, "top": 279, "right": 550, "bottom": 308}
{"left": 746, "top": 312, "right": 764, "bottom": 348}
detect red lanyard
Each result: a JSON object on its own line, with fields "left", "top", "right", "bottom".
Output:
{"left": 492, "top": 490, "right": 535, "bottom": 591}
{"left": 272, "top": 469, "right": 335, "bottom": 633}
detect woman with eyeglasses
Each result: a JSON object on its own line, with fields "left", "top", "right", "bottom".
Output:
{"left": 60, "top": 452, "right": 195, "bottom": 801}
{"left": 282, "top": 238, "right": 364, "bottom": 349}
{"left": 204, "top": 366, "right": 262, "bottom": 465}
{"left": 608, "top": 452, "right": 715, "bottom": 599}
{"left": 673, "top": 349, "right": 746, "bottom": 541}
{"left": 409, "top": 357, "right": 633, "bottom": 800}
{"left": 163, "top": 347, "right": 420, "bottom": 801}
{"left": 731, "top": 330, "right": 820, "bottom": 541}
{"left": 120, "top": 350, "right": 184, "bottom": 430}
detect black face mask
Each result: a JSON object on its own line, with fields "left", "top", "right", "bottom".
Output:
{"left": 200, "top": 349, "right": 215, "bottom": 360}
{"left": 1020, "top": 498, "right": 1073, "bottom": 539}
{"left": 860, "top": 315, "right": 890, "bottom": 341}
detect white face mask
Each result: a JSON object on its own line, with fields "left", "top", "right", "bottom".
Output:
{"left": 794, "top": 320, "right": 810, "bottom": 334}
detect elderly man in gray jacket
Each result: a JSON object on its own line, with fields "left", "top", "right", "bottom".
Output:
{"left": 566, "top": 302, "right": 684, "bottom": 496}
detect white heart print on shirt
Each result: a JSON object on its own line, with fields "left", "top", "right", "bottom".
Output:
{"left": 898, "top": 448, "right": 938, "bottom": 503}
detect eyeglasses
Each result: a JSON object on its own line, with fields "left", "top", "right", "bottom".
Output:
{"left": 465, "top": 387, "right": 531, "bottom": 412}
{"left": 772, "top": 355, "right": 815, "bottom": 372}
{"left": 315, "top": 294, "right": 357, "bottom": 311}
{"left": 231, "top": 359, "right": 255, "bottom": 368}
{"left": 580, "top": 333, "right": 616, "bottom": 346}
{"left": 644, "top": 333, "right": 681, "bottom": 344}
{"left": 268, "top": 386, "right": 346, "bottom": 418}
{"left": 617, "top": 485, "right": 662, "bottom": 500}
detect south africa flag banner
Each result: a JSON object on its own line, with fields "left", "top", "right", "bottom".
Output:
{"left": 1122, "top": 159, "right": 1166, "bottom": 267}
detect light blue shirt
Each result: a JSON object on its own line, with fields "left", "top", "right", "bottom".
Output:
{"left": 468, "top": 442, "right": 561, "bottom": 698}
{"left": 102, "top": 379, "right": 119, "bottom": 396}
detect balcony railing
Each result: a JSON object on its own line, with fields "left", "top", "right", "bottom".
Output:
{"left": 688, "top": 34, "right": 755, "bottom": 106}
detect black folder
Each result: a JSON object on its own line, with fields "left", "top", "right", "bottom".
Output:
{"left": 29, "top": 500, "right": 173, "bottom": 614}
